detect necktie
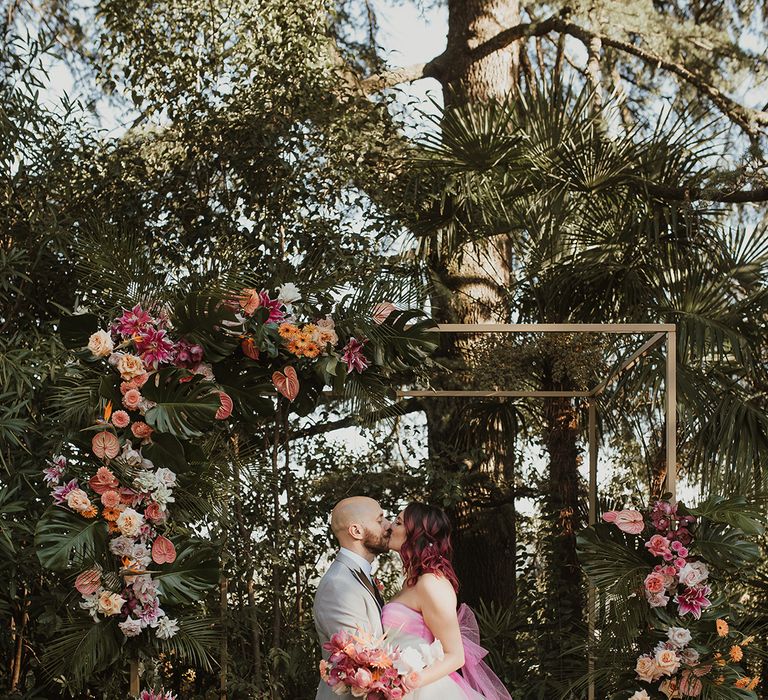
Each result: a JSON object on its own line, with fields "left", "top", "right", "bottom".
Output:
{"left": 354, "top": 568, "right": 385, "bottom": 610}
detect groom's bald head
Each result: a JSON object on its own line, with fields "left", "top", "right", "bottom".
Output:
{"left": 331, "top": 496, "right": 391, "bottom": 556}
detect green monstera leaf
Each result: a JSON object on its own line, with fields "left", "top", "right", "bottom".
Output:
{"left": 35, "top": 507, "right": 108, "bottom": 572}
{"left": 142, "top": 370, "right": 220, "bottom": 439}
{"left": 154, "top": 541, "right": 218, "bottom": 605}
{"left": 171, "top": 290, "right": 240, "bottom": 363}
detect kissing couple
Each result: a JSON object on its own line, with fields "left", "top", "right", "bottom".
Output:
{"left": 313, "top": 496, "right": 512, "bottom": 699}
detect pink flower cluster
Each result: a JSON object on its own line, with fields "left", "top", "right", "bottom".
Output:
{"left": 139, "top": 690, "right": 176, "bottom": 700}
{"left": 320, "top": 630, "right": 411, "bottom": 700}
{"left": 45, "top": 455, "right": 179, "bottom": 641}
{"left": 603, "top": 500, "right": 710, "bottom": 619}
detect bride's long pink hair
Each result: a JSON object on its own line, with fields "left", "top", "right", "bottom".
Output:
{"left": 400, "top": 502, "right": 459, "bottom": 593}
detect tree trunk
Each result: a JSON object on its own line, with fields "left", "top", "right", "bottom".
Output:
{"left": 425, "top": 0, "right": 521, "bottom": 606}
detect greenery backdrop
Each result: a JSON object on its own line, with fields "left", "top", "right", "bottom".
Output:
{"left": 2, "top": 0, "right": 767, "bottom": 697}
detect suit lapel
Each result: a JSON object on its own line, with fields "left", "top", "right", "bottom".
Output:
{"left": 335, "top": 552, "right": 383, "bottom": 613}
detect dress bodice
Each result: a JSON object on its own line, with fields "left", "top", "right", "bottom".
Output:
{"left": 382, "top": 601, "right": 433, "bottom": 642}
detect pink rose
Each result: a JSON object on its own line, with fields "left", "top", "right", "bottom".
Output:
{"left": 645, "top": 534, "right": 671, "bottom": 558}
{"left": 101, "top": 490, "right": 121, "bottom": 508}
{"left": 644, "top": 572, "right": 666, "bottom": 594}
{"left": 635, "top": 655, "right": 660, "bottom": 683}
{"left": 603, "top": 509, "right": 645, "bottom": 535}
{"left": 122, "top": 388, "right": 142, "bottom": 411}
{"left": 352, "top": 668, "right": 373, "bottom": 690}
{"left": 646, "top": 591, "right": 670, "bottom": 608}
{"left": 144, "top": 501, "right": 166, "bottom": 523}
{"left": 131, "top": 421, "right": 153, "bottom": 439}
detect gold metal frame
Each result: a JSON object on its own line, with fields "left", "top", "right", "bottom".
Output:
{"left": 396, "top": 322, "right": 678, "bottom": 700}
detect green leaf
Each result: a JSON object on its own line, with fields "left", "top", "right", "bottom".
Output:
{"left": 686, "top": 496, "right": 767, "bottom": 536}
{"left": 59, "top": 313, "right": 99, "bottom": 349}
{"left": 35, "top": 507, "right": 108, "bottom": 572}
{"left": 42, "top": 616, "right": 122, "bottom": 688}
{"left": 142, "top": 370, "right": 220, "bottom": 439}
{"left": 693, "top": 520, "right": 760, "bottom": 568}
{"left": 154, "top": 541, "right": 218, "bottom": 605}
{"left": 171, "top": 291, "right": 240, "bottom": 363}
{"left": 144, "top": 432, "right": 188, "bottom": 471}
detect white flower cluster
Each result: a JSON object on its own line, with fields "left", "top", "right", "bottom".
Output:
{"left": 393, "top": 639, "right": 444, "bottom": 676}
{"left": 134, "top": 466, "right": 177, "bottom": 511}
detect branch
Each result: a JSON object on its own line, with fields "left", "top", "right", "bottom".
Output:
{"left": 360, "top": 12, "right": 768, "bottom": 139}
{"left": 288, "top": 398, "right": 425, "bottom": 441}
{"left": 642, "top": 182, "right": 768, "bottom": 204}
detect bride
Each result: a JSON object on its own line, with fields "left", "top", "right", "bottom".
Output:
{"left": 384, "top": 502, "right": 512, "bottom": 700}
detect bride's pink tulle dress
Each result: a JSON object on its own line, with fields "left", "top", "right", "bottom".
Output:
{"left": 381, "top": 602, "right": 512, "bottom": 700}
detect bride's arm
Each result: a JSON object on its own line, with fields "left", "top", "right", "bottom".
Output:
{"left": 409, "top": 573, "right": 465, "bottom": 688}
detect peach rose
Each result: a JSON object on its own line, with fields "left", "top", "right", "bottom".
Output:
{"left": 97, "top": 591, "right": 125, "bottom": 616}
{"left": 116, "top": 507, "right": 144, "bottom": 537}
{"left": 101, "top": 490, "right": 121, "bottom": 508}
{"left": 131, "top": 422, "right": 153, "bottom": 439}
{"left": 66, "top": 489, "right": 92, "bottom": 512}
{"left": 239, "top": 288, "right": 261, "bottom": 315}
{"left": 111, "top": 410, "right": 130, "bottom": 428}
{"left": 655, "top": 648, "right": 681, "bottom": 675}
{"left": 117, "top": 354, "right": 145, "bottom": 381}
{"left": 87, "top": 330, "right": 114, "bottom": 358}
{"left": 122, "top": 388, "right": 142, "bottom": 411}
{"left": 635, "top": 655, "right": 660, "bottom": 683}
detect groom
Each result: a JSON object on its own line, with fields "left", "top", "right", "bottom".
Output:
{"left": 313, "top": 496, "right": 391, "bottom": 699}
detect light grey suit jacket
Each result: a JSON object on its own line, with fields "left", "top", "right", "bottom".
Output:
{"left": 313, "top": 551, "right": 384, "bottom": 700}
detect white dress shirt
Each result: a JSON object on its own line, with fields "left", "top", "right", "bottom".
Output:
{"left": 339, "top": 547, "right": 374, "bottom": 581}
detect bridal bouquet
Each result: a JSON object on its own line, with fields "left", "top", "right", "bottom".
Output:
{"left": 578, "top": 497, "right": 764, "bottom": 698}
{"left": 320, "top": 629, "right": 443, "bottom": 699}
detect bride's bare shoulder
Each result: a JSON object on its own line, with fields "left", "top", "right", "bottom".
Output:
{"left": 415, "top": 573, "right": 456, "bottom": 601}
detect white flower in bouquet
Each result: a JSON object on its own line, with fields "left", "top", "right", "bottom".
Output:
{"left": 629, "top": 691, "right": 651, "bottom": 700}
{"left": 88, "top": 330, "right": 114, "bottom": 358}
{"left": 156, "top": 616, "right": 179, "bottom": 639}
{"left": 153, "top": 482, "right": 175, "bottom": 507}
{"left": 394, "top": 646, "right": 428, "bottom": 675}
{"left": 678, "top": 561, "right": 709, "bottom": 587}
{"left": 130, "top": 543, "right": 153, "bottom": 567}
{"left": 116, "top": 507, "right": 144, "bottom": 538}
{"left": 666, "top": 626, "right": 692, "bottom": 648}
{"left": 119, "top": 617, "right": 144, "bottom": 637}
{"left": 155, "top": 467, "right": 177, "bottom": 488}
{"left": 418, "top": 640, "right": 445, "bottom": 666}
{"left": 276, "top": 283, "right": 301, "bottom": 305}
{"left": 122, "top": 444, "right": 144, "bottom": 468}
{"left": 110, "top": 536, "right": 136, "bottom": 557}
{"left": 134, "top": 470, "right": 158, "bottom": 492}
{"left": 79, "top": 592, "right": 101, "bottom": 621}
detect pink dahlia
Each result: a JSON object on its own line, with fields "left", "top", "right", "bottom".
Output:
{"left": 675, "top": 585, "right": 711, "bottom": 619}
{"left": 341, "top": 337, "right": 369, "bottom": 374}
{"left": 115, "top": 305, "right": 154, "bottom": 337}
{"left": 135, "top": 327, "right": 175, "bottom": 368}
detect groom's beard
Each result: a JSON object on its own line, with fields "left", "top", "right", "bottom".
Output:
{"left": 362, "top": 529, "right": 390, "bottom": 556}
